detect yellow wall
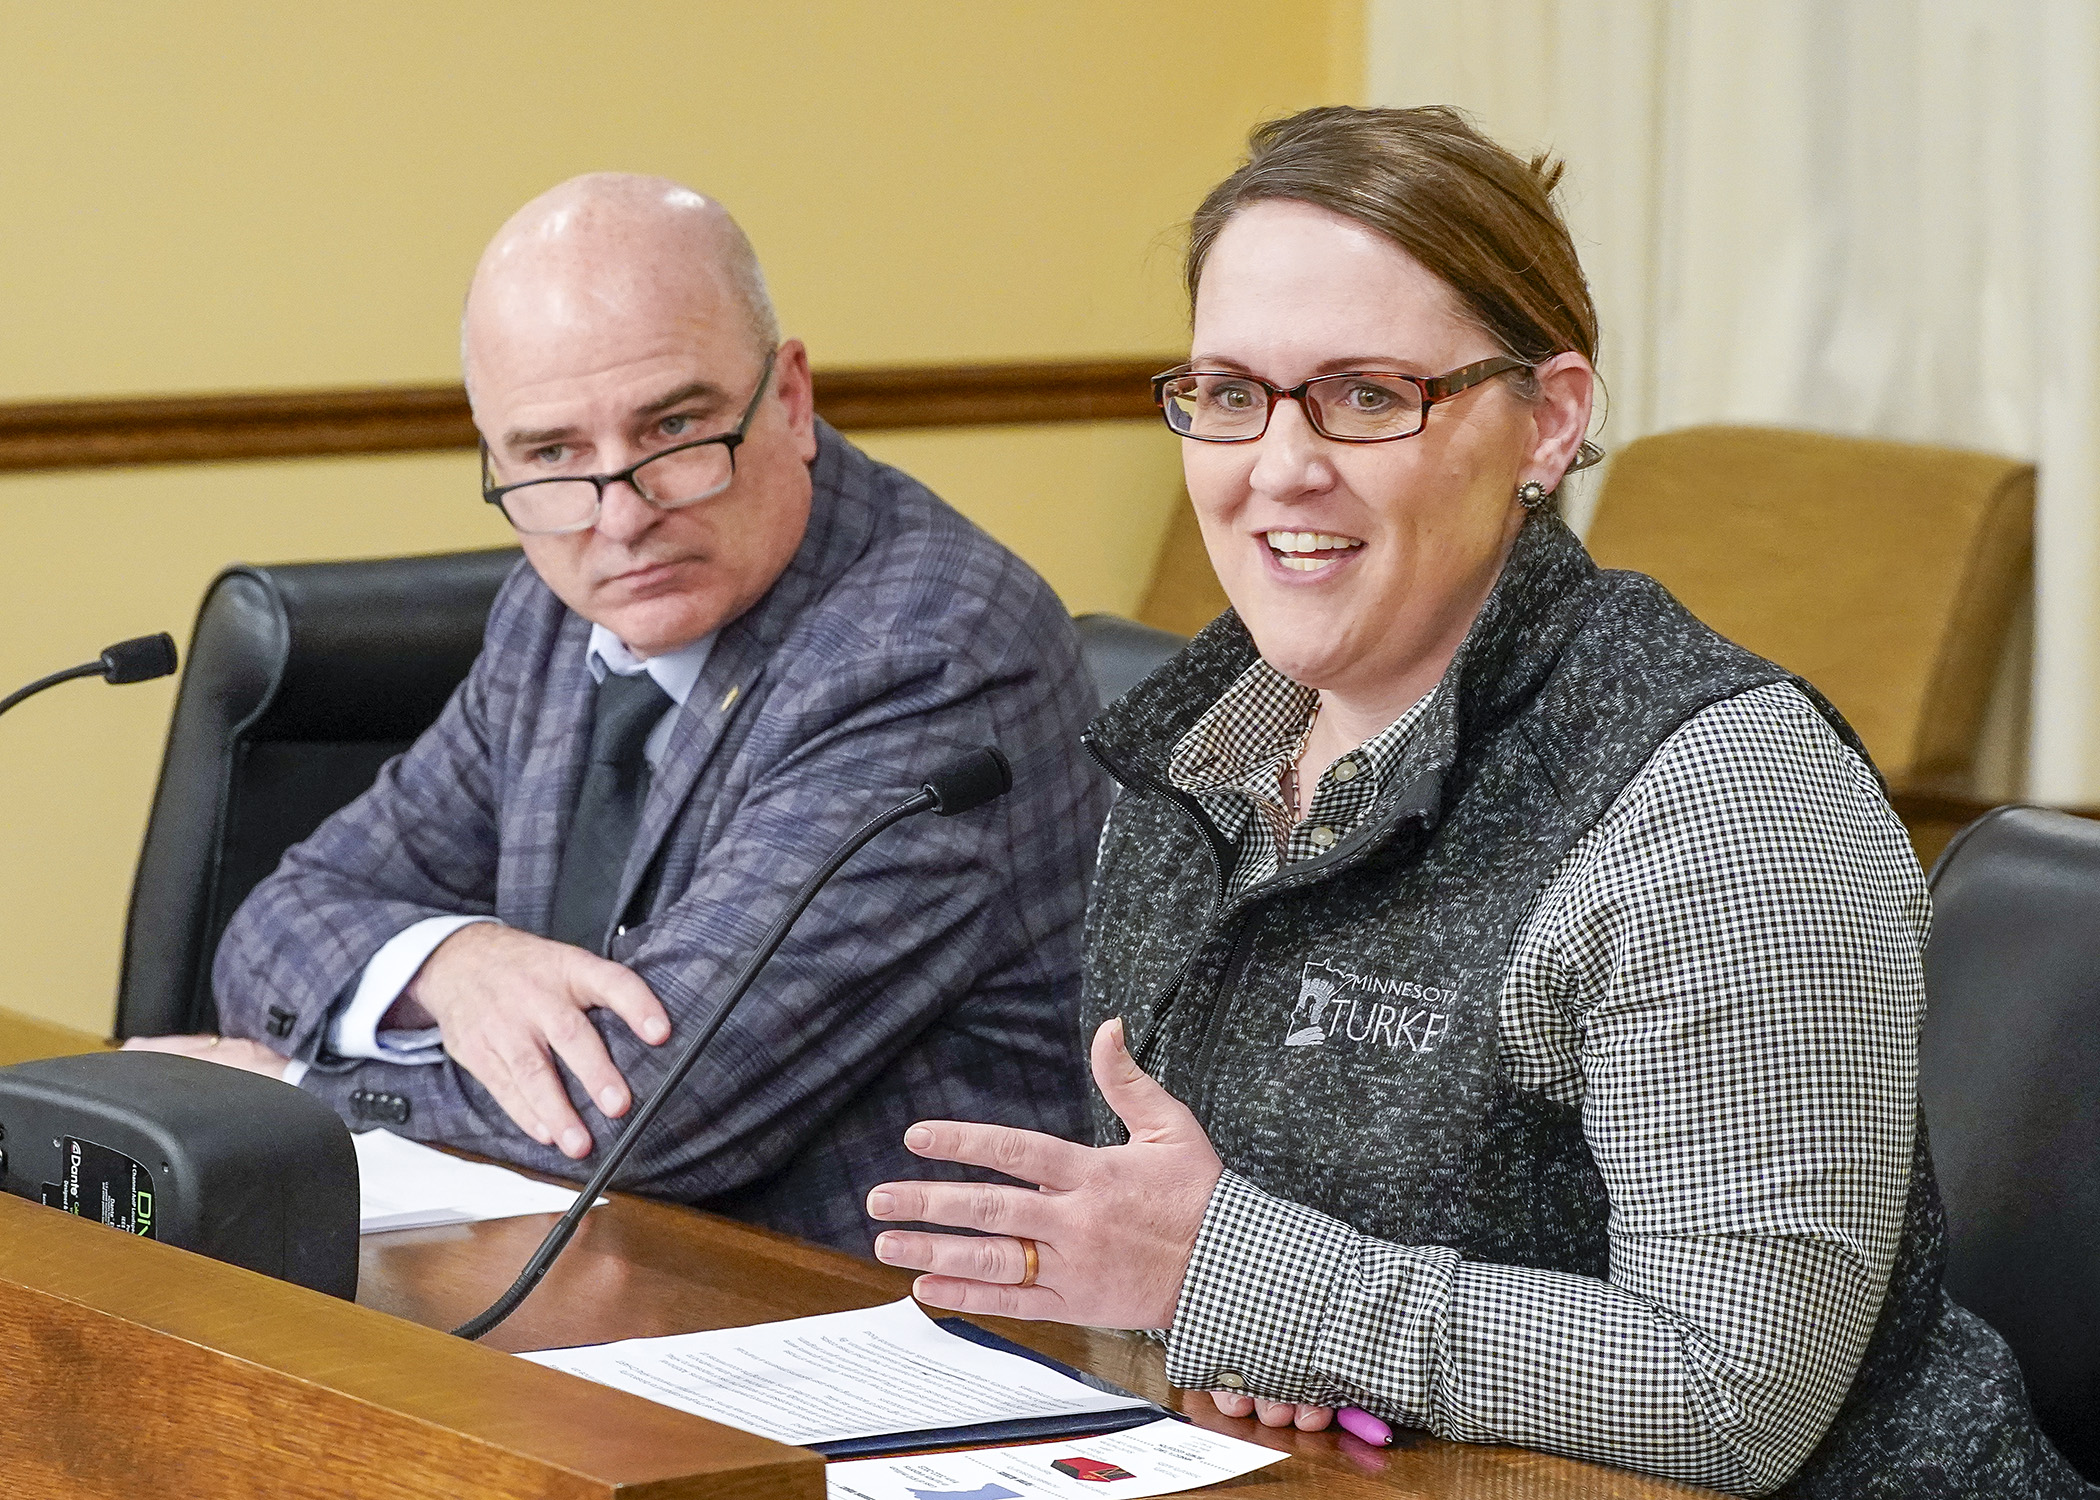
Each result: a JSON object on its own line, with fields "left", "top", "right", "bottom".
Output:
{"left": 0, "top": 3, "right": 1363, "bottom": 1033}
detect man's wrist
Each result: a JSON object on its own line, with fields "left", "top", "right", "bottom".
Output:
{"left": 394, "top": 916, "right": 512, "bottom": 1025}
{"left": 333, "top": 915, "right": 494, "bottom": 1062}
{"left": 382, "top": 990, "right": 438, "bottom": 1030}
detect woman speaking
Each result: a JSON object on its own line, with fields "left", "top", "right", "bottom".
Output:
{"left": 866, "top": 106, "right": 2083, "bottom": 1497}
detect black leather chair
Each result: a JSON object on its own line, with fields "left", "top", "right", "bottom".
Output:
{"left": 115, "top": 549, "right": 523, "bottom": 1039}
{"left": 1071, "top": 613, "right": 1186, "bottom": 709}
{"left": 1923, "top": 805, "right": 2100, "bottom": 1479}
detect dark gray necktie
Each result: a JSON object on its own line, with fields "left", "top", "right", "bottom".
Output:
{"left": 547, "top": 670, "right": 674, "bottom": 952}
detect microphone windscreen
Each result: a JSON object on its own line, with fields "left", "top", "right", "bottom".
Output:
{"left": 924, "top": 746, "right": 1013, "bottom": 816}
{"left": 100, "top": 632, "right": 178, "bottom": 685}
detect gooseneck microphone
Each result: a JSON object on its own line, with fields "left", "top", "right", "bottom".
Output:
{"left": 0, "top": 633, "right": 179, "bottom": 719}
{"left": 450, "top": 745, "right": 1015, "bottom": 1340}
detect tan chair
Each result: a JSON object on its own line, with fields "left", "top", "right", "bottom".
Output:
{"left": 1586, "top": 427, "right": 2032, "bottom": 796}
{"left": 1137, "top": 499, "right": 1231, "bottom": 639}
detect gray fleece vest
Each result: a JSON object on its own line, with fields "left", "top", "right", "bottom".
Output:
{"left": 1081, "top": 515, "right": 2085, "bottom": 1498}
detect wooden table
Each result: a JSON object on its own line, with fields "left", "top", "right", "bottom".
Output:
{"left": 2, "top": 1009, "right": 1717, "bottom": 1499}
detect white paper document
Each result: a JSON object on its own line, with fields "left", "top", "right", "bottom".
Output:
{"left": 825, "top": 1418, "right": 1287, "bottom": 1500}
{"left": 354, "top": 1129, "right": 598, "bottom": 1234}
{"left": 518, "top": 1296, "right": 1150, "bottom": 1448}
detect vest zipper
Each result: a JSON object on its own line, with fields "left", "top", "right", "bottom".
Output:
{"left": 1191, "top": 919, "right": 1259, "bottom": 1120}
{"left": 1082, "top": 734, "right": 1230, "bottom": 1080}
{"left": 1084, "top": 734, "right": 1447, "bottom": 1084}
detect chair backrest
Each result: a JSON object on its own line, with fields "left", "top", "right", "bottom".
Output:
{"left": 1587, "top": 426, "right": 2032, "bottom": 793}
{"left": 1135, "top": 501, "right": 1229, "bottom": 638}
{"left": 1071, "top": 613, "right": 1186, "bottom": 709}
{"left": 115, "top": 549, "right": 521, "bottom": 1038}
{"left": 1922, "top": 805, "right": 2100, "bottom": 1478}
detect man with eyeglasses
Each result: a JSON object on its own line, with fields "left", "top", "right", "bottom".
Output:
{"left": 131, "top": 174, "right": 1109, "bottom": 1254}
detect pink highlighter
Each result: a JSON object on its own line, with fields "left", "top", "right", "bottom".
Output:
{"left": 1337, "top": 1406, "right": 1395, "bottom": 1446}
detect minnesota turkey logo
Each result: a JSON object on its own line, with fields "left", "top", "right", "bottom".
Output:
{"left": 1283, "top": 958, "right": 1455, "bottom": 1053}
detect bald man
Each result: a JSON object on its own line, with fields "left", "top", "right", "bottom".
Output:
{"left": 139, "top": 176, "right": 1109, "bottom": 1252}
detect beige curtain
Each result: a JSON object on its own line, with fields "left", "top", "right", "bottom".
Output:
{"left": 1367, "top": 0, "right": 2100, "bottom": 803}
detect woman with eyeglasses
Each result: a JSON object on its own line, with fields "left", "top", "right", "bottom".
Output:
{"left": 866, "top": 106, "right": 2086, "bottom": 1498}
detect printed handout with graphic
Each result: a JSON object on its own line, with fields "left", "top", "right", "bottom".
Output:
{"left": 824, "top": 1418, "right": 1287, "bottom": 1500}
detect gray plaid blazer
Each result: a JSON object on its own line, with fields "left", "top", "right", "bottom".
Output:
{"left": 214, "top": 422, "right": 1110, "bottom": 1252}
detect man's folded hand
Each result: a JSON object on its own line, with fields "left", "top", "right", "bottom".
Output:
{"left": 394, "top": 923, "right": 670, "bottom": 1159}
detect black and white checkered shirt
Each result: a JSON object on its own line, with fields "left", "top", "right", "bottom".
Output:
{"left": 1162, "top": 678, "right": 1924, "bottom": 1495}
{"left": 1167, "top": 660, "right": 1438, "bottom": 898}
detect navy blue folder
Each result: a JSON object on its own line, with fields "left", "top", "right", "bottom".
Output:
{"left": 806, "top": 1318, "right": 1179, "bottom": 1459}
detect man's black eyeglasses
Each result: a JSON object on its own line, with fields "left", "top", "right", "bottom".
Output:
{"left": 482, "top": 348, "right": 779, "bottom": 535}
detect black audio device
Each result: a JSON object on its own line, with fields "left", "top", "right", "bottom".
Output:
{"left": 0, "top": 1051, "right": 360, "bottom": 1298}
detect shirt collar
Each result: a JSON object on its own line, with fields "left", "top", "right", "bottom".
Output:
{"left": 1166, "top": 656, "right": 1437, "bottom": 810}
{"left": 1167, "top": 659, "right": 1317, "bottom": 795}
{"left": 585, "top": 623, "right": 715, "bottom": 707}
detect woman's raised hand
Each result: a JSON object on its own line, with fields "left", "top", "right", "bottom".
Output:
{"left": 866, "top": 1017, "right": 1223, "bottom": 1331}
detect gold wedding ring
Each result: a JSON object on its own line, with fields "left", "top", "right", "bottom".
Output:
{"left": 1016, "top": 1236, "right": 1040, "bottom": 1288}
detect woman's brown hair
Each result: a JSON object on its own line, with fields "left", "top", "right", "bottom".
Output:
{"left": 1186, "top": 105, "right": 1603, "bottom": 470}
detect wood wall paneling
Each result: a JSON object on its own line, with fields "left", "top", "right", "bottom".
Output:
{"left": 0, "top": 359, "right": 1172, "bottom": 473}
